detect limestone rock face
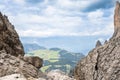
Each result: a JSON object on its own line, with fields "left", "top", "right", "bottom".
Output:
{"left": 75, "top": 39, "right": 120, "bottom": 80}
{"left": 74, "top": 2, "right": 120, "bottom": 80}
{"left": 113, "top": 1, "right": 120, "bottom": 37}
{"left": 0, "top": 12, "right": 24, "bottom": 57}
{"left": 24, "top": 56, "right": 43, "bottom": 69}
{"left": 0, "top": 12, "right": 44, "bottom": 78}
{"left": 114, "top": 1, "right": 120, "bottom": 30}
{"left": 0, "top": 51, "right": 44, "bottom": 78}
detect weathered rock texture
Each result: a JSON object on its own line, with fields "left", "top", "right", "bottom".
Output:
{"left": 47, "top": 70, "right": 75, "bottom": 80}
{"left": 113, "top": 1, "right": 120, "bottom": 38}
{"left": 0, "top": 12, "right": 44, "bottom": 78}
{"left": 0, "top": 12, "right": 24, "bottom": 57}
{"left": 0, "top": 74, "right": 27, "bottom": 80}
{"left": 0, "top": 74, "right": 47, "bottom": 80}
{"left": 0, "top": 51, "right": 44, "bottom": 78}
{"left": 24, "top": 56, "right": 43, "bottom": 69}
{"left": 74, "top": 2, "right": 120, "bottom": 80}
{"left": 0, "top": 70, "right": 76, "bottom": 80}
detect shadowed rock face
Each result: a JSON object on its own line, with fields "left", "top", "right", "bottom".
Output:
{"left": 74, "top": 2, "right": 120, "bottom": 80}
{"left": 95, "top": 40, "right": 102, "bottom": 47}
{"left": 0, "top": 12, "right": 24, "bottom": 57}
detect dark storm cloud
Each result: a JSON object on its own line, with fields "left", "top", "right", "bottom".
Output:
{"left": 83, "top": 0, "right": 115, "bottom": 12}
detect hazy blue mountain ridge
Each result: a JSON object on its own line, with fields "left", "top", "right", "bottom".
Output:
{"left": 23, "top": 43, "right": 84, "bottom": 73}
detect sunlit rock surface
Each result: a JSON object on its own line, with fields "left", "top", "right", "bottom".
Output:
{"left": 74, "top": 2, "right": 120, "bottom": 80}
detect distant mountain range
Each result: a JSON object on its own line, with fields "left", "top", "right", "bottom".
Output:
{"left": 21, "top": 36, "right": 110, "bottom": 55}
{"left": 23, "top": 43, "right": 84, "bottom": 73}
{"left": 23, "top": 43, "right": 46, "bottom": 52}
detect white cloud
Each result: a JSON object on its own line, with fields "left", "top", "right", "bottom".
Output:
{"left": 13, "top": 0, "right": 25, "bottom": 4}
{"left": 16, "top": 21, "right": 114, "bottom": 37}
{"left": 0, "top": 0, "right": 115, "bottom": 38}
{"left": 56, "top": 0, "right": 99, "bottom": 11}
{"left": 44, "top": 5, "right": 57, "bottom": 16}
{"left": 0, "top": 5, "right": 5, "bottom": 10}
{"left": 88, "top": 10, "right": 104, "bottom": 21}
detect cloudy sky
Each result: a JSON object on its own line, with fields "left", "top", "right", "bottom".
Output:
{"left": 0, "top": 0, "right": 117, "bottom": 54}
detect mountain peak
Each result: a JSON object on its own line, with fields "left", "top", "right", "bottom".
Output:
{"left": 95, "top": 40, "right": 102, "bottom": 47}
{"left": 74, "top": 2, "right": 120, "bottom": 80}
{"left": 113, "top": 1, "right": 120, "bottom": 37}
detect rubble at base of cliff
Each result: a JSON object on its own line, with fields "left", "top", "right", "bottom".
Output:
{"left": 0, "top": 70, "right": 75, "bottom": 80}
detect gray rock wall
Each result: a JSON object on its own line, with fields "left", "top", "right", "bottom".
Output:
{"left": 74, "top": 1, "right": 120, "bottom": 80}
{"left": 0, "top": 12, "right": 24, "bottom": 57}
{"left": 0, "top": 12, "right": 44, "bottom": 78}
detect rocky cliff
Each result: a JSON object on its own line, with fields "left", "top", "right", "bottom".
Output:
{"left": 0, "top": 12, "right": 24, "bottom": 56}
{"left": 113, "top": 1, "right": 120, "bottom": 38}
{"left": 74, "top": 2, "right": 120, "bottom": 80}
{"left": 0, "top": 51, "right": 44, "bottom": 78}
{"left": 0, "top": 12, "right": 74, "bottom": 80}
{"left": 0, "top": 12, "right": 44, "bottom": 78}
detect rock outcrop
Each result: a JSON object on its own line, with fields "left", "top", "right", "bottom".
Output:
{"left": 113, "top": 1, "right": 120, "bottom": 38}
{"left": 104, "top": 40, "right": 108, "bottom": 44}
{"left": 0, "top": 12, "right": 44, "bottom": 78}
{"left": 0, "top": 50, "right": 44, "bottom": 78}
{"left": 24, "top": 56, "right": 43, "bottom": 69}
{"left": 0, "top": 12, "right": 24, "bottom": 57}
{"left": 95, "top": 40, "right": 102, "bottom": 47}
{"left": 74, "top": 2, "right": 120, "bottom": 80}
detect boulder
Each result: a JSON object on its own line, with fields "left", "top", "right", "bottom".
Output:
{"left": 23, "top": 56, "right": 43, "bottom": 69}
